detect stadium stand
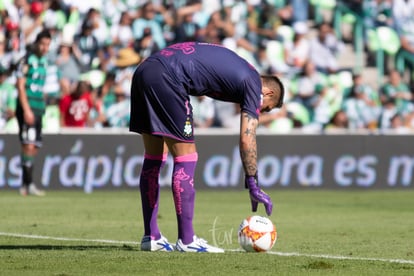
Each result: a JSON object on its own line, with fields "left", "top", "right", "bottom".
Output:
{"left": 0, "top": 0, "right": 413, "bottom": 133}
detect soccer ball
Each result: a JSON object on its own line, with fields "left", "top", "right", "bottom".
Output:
{"left": 238, "top": 215, "right": 277, "bottom": 252}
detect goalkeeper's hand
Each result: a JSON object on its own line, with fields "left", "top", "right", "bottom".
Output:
{"left": 245, "top": 174, "right": 273, "bottom": 216}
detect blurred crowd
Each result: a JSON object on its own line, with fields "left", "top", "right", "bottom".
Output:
{"left": 1, "top": 0, "right": 414, "bottom": 133}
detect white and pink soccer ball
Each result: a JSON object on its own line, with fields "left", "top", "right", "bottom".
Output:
{"left": 238, "top": 215, "right": 277, "bottom": 252}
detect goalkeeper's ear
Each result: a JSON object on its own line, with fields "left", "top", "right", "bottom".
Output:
{"left": 261, "top": 75, "right": 285, "bottom": 108}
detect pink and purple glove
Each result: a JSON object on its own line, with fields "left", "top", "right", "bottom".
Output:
{"left": 245, "top": 174, "right": 273, "bottom": 216}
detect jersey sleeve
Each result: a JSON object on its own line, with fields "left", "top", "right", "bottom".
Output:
{"left": 240, "top": 76, "right": 261, "bottom": 119}
{"left": 15, "top": 55, "right": 29, "bottom": 79}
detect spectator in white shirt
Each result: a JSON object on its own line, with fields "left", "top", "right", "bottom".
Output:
{"left": 309, "top": 22, "right": 344, "bottom": 74}
{"left": 110, "top": 11, "right": 134, "bottom": 50}
{"left": 190, "top": 95, "right": 215, "bottom": 128}
{"left": 285, "top": 21, "right": 310, "bottom": 74}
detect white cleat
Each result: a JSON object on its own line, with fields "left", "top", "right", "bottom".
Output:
{"left": 141, "top": 235, "right": 175, "bottom": 252}
{"left": 19, "top": 186, "right": 28, "bottom": 196}
{"left": 176, "top": 235, "right": 224, "bottom": 253}
{"left": 28, "top": 184, "right": 46, "bottom": 196}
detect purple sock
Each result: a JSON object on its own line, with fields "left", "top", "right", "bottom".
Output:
{"left": 172, "top": 152, "right": 197, "bottom": 245}
{"left": 139, "top": 153, "right": 167, "bottom": 240}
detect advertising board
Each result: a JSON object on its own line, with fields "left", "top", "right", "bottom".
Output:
{"left": 0, "top": 134, "right": 413, "bottom": 191}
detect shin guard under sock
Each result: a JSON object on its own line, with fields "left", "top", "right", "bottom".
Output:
{"left": 139, "top": 153, "right": 167, "bottom": 240}
{"left": 172, "top": 152, "right": 198, "bottom": 244}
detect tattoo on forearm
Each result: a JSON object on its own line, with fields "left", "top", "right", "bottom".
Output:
{"left": 240, "top": 113, "right": 258, "bottom": 176}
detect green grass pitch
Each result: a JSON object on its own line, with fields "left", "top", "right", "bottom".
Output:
{"left": 1, "top": 189, "right": 414, "bottom": 275}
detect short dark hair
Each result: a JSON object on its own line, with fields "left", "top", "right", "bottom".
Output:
{"left": 261, "top": 75, "right": 285, "bottom": 108}
{"left": 35, "top": 29, "right": 52, "bottom": 43}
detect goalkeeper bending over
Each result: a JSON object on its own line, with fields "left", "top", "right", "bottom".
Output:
{"left": 129, "top": 42, "right": 284, "bottom": 253}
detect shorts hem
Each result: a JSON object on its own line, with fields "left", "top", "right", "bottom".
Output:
{"left": 129, "top": 128, "right": 194, "bottom": 142}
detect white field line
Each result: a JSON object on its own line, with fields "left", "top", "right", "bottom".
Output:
{"left": 0, "top": 232, "right": 139, "bottom": 245}
{"left": 1, "top": 231, "right": 414, "bottom": 265}
{"left": 268, "top": 251, "right": 414, "bottom": 265}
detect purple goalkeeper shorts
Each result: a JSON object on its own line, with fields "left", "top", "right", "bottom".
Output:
{"left": 129, "top": 59, "right": 195, "bottom": 142}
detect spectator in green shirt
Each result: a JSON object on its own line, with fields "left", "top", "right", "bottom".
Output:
{"left": 0, "top": 65, "right": 17, "bottom": 130}
{"left": 380, "top": 69, "right": 414, "bottom": 115}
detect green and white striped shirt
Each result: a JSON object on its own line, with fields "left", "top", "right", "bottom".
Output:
{"left": 16, "top": 53, "right": 48, "bottom": 116}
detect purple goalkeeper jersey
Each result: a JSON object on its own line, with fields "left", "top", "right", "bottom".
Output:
{"left": 146, "top": 42, "right": 262, "bottom": 118}
{"left": 130, "top": 42, "right": 262, "bottom": 141}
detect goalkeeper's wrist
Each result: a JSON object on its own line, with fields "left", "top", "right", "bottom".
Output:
{"left": 245, "top": 173, "right": 258, "bottom": 189}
